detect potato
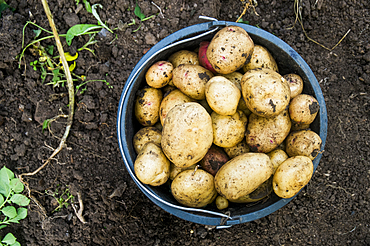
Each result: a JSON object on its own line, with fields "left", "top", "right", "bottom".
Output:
{"left": 162, "top": 85, "right": 177, "bottom": 97}
{"left": 289, "top": 94, "right": 320, "bottom": 125}
{"left": 241, "top": 68, "right": 291, "bottom": 117}
{"left": 223, "top": 139, "right": 250, "bottom": 159}
{"left": 214, "top": 153, "right": 273, "bottom": 201}
{"left": 161, "top": 102, "right": 213, "bottom": 168}
{"left": 215, "top": 196, "right": 229, "bottom": 210}
{"left": 145, "top": 61, "right": 173, "bottom": 88}
{"left": 267, "top": 149, "right": 289, "bottom": 173}
{"left": 134, "top": 87, "right": 163, "bottom": 126}
{"left": 171, "top": 169, "right": 217, "bottom": 208}
{"left": 199, "top": 145, "right": 229, "bottom": 176}
{"left": 168, "top": 50, "right": 199, "bottom": 68}
{"left": 246, "top": 108, "right": 291, "bottom": 153}
{"left": 207, "top": 26, "right": 254, "bottom": 74}
{"left": 133, "top": 127, "right": 162, "bottom": 154}
{"left": 169, "top": 163, "right": 197, "bottom": 180}
{"left": 242, "top": 45, "right": 279, "bottom": 73}
{"left": 172, "top": 64, "right": 214, "bottom": 100}
{"left": 211, "top": 110, "right": 248, "bottom": 148}
{"left": 198, "top": 41, "right": 216, "bottom": 73}
{"left": 291, "top": 122, "right": 310, "bottom": 131}
{"left": 283, "top": 73, "right": 304, "bottom": 99}
{"left": 222, "top": 72, "right": 243, "bottom": 89}
{"left": 205, "top": 76, "right": 241, "bottom": 116}
{"left": 286, "top": 130, "right": 322, "bottom": 160}
{"left": 231, "top": 177, "right": 273, "bottom": 203}
{"left": 134, "top": 142, "right": 170, "bottom": 186}
{"left": 159, "top": 89, "right": 194, "bottom": 126}
{"left": 273, "top": 156, "right": 314, "bottom": 198}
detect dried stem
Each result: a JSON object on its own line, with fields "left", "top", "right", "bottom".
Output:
{"left": 19, "top": 0, "right": 75, "bottom": 212}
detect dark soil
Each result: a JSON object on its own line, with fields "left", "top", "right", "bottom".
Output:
{"left": 1, "top": 0, "right": 370, "bottom": 245}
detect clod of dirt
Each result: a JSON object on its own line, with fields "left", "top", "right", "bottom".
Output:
{"left": 63, "top": 13, "right": 80, "bottom": 27}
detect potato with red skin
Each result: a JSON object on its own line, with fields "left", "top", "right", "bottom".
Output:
{"left": 207, "top": 26, "right": 254, "bottom": 74}
{"left": 241, "top": 68, "right": 291, "bottom": 118}
{"left": 134, "top": 87, "right": 163, "bottom": 126}
{"left": 199, "top": 145, "right": 229, "bottom": 176}
{"left": 285, "top": 130, "right": 322, "bottom": 160}
{"left": 283, "top": 73, "right": 304, "bottom": 99}
{"left": 273, "top": 156, "right": 314, "bottom": 198}
{"left": 172, "top": 64, "right": 214, "bottom": 100}
{"left": 243, "top": 45, "right": 279, "bottom": 73}
{"left": 145, "top": 61, "right": 173, "bottom": 88}
{"left": 198, "top": 41, "right": 216, "bottom": 73}
{"left": 133, "top": 127, "right": 162, "bottom": 154}
{"left": 246, "top": 108, "right": 291, "bottom": 153}
{"left": 159, "top": 89, "right": 194, "bottom": 126}
{"left": 169, "top": 50, "right": 199, "bottom": 68}
{"left": 289, "top": 94, "right": 320, "bottom": 125}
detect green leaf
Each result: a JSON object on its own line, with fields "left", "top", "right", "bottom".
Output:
{"left": 1, "top": 206, "right": 17, "bottom": 218}
{"left": 42, "top": 119, "right": 50, "bottom": 133}
{"left": 134, "top": 1, "right": 145, "bottom": 21}
{"left": 16, "top": 207, "right": 27, "bottom": 220}
{"left": 9, "top": 178, "right": 24, "bottom": 193}
{"left": 66, "top": 24, "right": 102, "bottom": 46}
{"left": 1, "top": 233, "right": 16, "bottom": 245}
{"left": 0, "top": 194, "right": 4, "bottom": 205}
{"left": 0, "top": 166, "right": 14, "bottom": 181}
{"left": 46, "top": 45, "right": 54, "bottom": 55}
{"left": 9, "top": 194, "right": 30, "bottom": 206}
{"left": 84, "top": 0, "right": 92, "bottom": 13}
{"left": 0, "top": 225, "right": 7, "bottom": 229}
{"left": 33, "top": 29, "right": 42, "bottom": 39}
{"left": 0, "top": 182, "right": 10, "bottom": 197}
{"left": 91, "top": 4, "right": 113, "bottom": 33}
{"left": 0, "top": 1, "right": 10, "bottom": 19}
{"left": 237, "top": 18, "right": 249, "bottom": 24}
{"left": 10, "top": 242, "right": 21, "bottom": 246}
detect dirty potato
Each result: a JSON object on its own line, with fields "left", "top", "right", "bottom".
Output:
{"left": 289, "top": 94, "right": 320, "bottom": 125}
{"left": 133, "top": 127, "right": 162, "bottom": 154}
{"left": 283, "top": 73, "right": 304, "bottom": 99}
{"left": 168, "top": 50, "right": 200, "bottom": 68}
{"left": 267, "top": 149, "right": 289, "bottom": 173}
{"left": 199, "top": 145, "right": 230, "bottom": 176}
{"left": 145, "top": 61, "right": 173, "bottom": 88}
{"left": 134, "top": 87, "right": 163, "bottom": 126}
{"left": 223, "top": 138, "right": 250, "bottom": 159}
{"left": 273, "top": 156, "right": 314, "bottom": 198}
{"left": 172, "top": 64, "right": 214, "bottom": 100}
{"left": 243, "top": 45, "right": 279, "bottom": 73}
{"left": 161, "top": 102, "right": 213, "bottom": 168}
{"left": 207, "top": 26, "right": 254, "bottom": 74}
{"left": 286, "top": 130, "right": 322, "bottom": 160}
{"left": 241, "top": 68, "right": 291, "bottom": 118}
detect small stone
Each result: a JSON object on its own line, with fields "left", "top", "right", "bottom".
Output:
{"left": 145, "top": 32, "right": 157, "bottom": 45}
{"left": 63, "top": 13, "right": 80, "bottom": 27}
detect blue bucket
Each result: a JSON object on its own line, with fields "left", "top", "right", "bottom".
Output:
{"left": 117, "top": 21, "right": 328, "bottom": 227}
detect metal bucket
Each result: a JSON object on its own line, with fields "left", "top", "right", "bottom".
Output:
{"left": 117, "top": 20, "right": 328, "bottom": 227}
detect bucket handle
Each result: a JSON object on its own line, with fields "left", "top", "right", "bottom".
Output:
{"left": 117, "top": 23, "right": 241, "bottom": 225}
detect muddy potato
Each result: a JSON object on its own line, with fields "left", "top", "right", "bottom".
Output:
{"left": 243, "top": 45, "right": 279, "bottom": 73}
{"left": 161, "top": 102, "right": 213, "bottom": 168}
{"left": 231, "top": 177, "right": 273, "bottom": 203}
{"left": 207, "top": 26, "right": 254, "bottom": 74}
{"left": 241, "top": 68, "right": 291, "bottom": 117}
{"left": 211, "top": 110, "right": 248, "bottom": 148}
{"left": 215, "top": 153, "right": 273, "bottom": 201}
{"left": 289, "top": 94, "right": 320, "bottom": 125}
{"left": 168, "top": 50, "right": 200, "bottom": 68}
{"left": 291, "top": 122, "right": 310, "bottom": 131}
{"left": 169, "top": 163, "right": 197, "bottom": 180}
{"left": 172, "top": 64, "right": 214, "bottom": 100}
{"left": 215, "top": 196, "right": 229, "bottom": 210}
{"left": 267, "top": 149, "right": 289, "bottom": 173}
{"left": 273, "top": 156, "right": 314, "bottom": 198}
{"left": 171, "top": 169, "right": 217, "bottom": 208}
{"left": 286, "top": 130, "right": 322, "bottom": 160}
{"left": 246, "top": 108, "right": 291, "bottom": 153}
{"left": 199, "top": 145, "right": 229, "bottom": 176}
{"left": 145, "top": 61, "right": 173, "bottom": 88}
{"left": 134, "top": 142, "right": 170, "bottom": 186}
{"left": 159, "top": 89, "right": 194, "bottom": 126}
{"left": 133, "top": 127, "right": 162, "bottom": 154}
{"left": 283, "top": 73, "right": 304, "bottom": 99}
{"left": 134, "top": 87, "right": 163, "bottom": 126}
{"left": 223, "top": 139, "right": 250, "bottom": 159}
{"left": 205, "top": 76, "right": 241, "bottom": 116}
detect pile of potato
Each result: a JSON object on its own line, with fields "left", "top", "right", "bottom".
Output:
{"left": 133, "top": 26, "right": 322, "bottom": 210}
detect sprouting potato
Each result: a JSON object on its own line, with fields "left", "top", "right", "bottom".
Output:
{"left": 145, "top": 61, "right": 173, "bottom": 88}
